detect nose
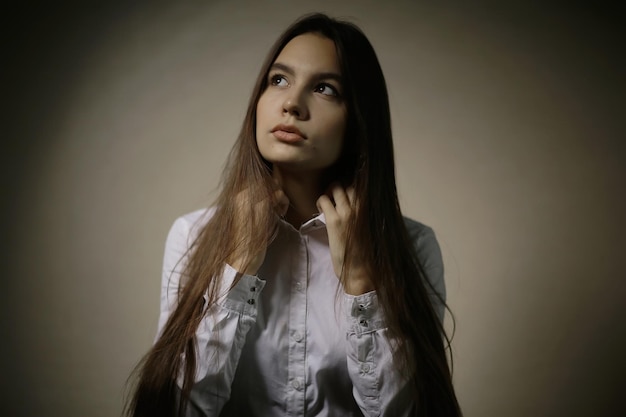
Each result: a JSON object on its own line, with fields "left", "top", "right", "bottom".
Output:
{"left": 282, "top": 90, "right": 309, "bottom": 120}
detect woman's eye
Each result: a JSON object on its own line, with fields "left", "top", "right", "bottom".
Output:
{"left": 270, "top": 74, "right": 288, "bottom": 86}
{"left": 315, "top": 83, "right": 339, "bottom": 97}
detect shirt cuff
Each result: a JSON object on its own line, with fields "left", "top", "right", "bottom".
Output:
{"left": 344, "top": 291, "right": 386, "bottom": 336}
{"left": 204, "top": 263, "right": 266, "bottom": 316}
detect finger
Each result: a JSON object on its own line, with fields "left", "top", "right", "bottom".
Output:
{"left": 331, "top": 185, "right": 351, "bottom": 217}
{"left": 346, "top": 186, "right": 356, "bottom": 205}
{"left": 316, "top": 194, "right": 337, "bottom": 220}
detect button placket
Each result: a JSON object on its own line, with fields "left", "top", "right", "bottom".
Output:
{"left": 285, "top": 234, "right": 308, "bottom": 413}
{"left": 291, "top": 378, "right": 303, "bottom": 391}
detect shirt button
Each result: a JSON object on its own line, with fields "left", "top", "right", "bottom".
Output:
{"left": 293, "top": 331, "right": 303, "bottom": 342}
{"left": 359, "top": 319, "right": 368, "bottom": 327}
{"left": 361, "top": 363, "right": 371, "bottom": 373}
{"left": 358, "top": 303, "right": 366, "bottom": 311}
{"left": 291, "top": 379, "right": 302, "bottom": 390}
{"left": 247, "top": 299, "right": 255, "bottom": 305}
{"left": 250, "top": 286, "right": 256, "bottom": 292}
{"left": 295, "top": 282, "right": 302, "bottom": 291}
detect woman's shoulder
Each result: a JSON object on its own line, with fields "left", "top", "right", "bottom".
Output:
{"left": 176, "top": 207, "right": 214, "bottom": 226}
{"left": 402, "top": 216, "right": 437, "bottom": 245}
{"left": 401, "top": 216, "right": 443, "bottom": 267}
{"left": 403, "top": 217, "right": 446, "bottom": 319}
{"left": 166, "top": 207, "right": 216, "bottom": 247}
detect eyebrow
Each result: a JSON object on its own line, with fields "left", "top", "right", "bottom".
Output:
{"left": 270, "top": 62, "right": 343, "bottom": 83}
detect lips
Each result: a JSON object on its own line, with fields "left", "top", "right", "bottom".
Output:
{"left": 271, "top": 124, "right": 306, "bottom": 143}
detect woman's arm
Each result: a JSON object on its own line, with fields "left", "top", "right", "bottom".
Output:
{"left": 316, "top": 183, "right": 446, "bottom": 415}
{"left": 344, "top": 291, "right": 411, "bottom": 416}
{"left": 343, "top": 222, "right": 446, "bottom": 416}
{"left": 157, "top": 212, "right": 265, "bottom": 416}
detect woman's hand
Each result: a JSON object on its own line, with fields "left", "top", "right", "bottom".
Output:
{"left": 229, "top": 188, "right": 289, "bottom": 276}
{"left": 316, "top": 184, "right": 374, "bottom": 295}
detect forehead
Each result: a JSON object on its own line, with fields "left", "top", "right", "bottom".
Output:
{"left": 274, "top": 33, "right": 341, "bottom": 74}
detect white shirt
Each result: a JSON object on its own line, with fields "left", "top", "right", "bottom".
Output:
{"left": 157, "top": 208, "right": 446, "bottom": 417}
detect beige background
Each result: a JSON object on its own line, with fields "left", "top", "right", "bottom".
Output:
{"left": 3, "top": 1, "right": 624, "bottom": 416}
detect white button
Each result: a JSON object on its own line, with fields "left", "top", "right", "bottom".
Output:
{"left": 295, "top": 282, "right": 303, "bottom": 291}
{"left": 293, "top": 332, "right": 303, "bottom": 342}
{"left": 291, "top": 379, "right": 302, "bottom": 390}
{"left": 361, "top": 363, "right": 371, "bottom": 373}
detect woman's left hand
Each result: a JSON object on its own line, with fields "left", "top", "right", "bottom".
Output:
{"left": 316, "top": 184, "right": 374, "bottom": 295}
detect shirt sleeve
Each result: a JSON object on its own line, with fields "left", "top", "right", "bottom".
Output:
{"left": 157, "top": 215, "right": 266, "bottom": 417}
{"left": 343, "top": 223, "right": 446, "bottom": 417}
{"left": 344, "top": 291, "right": 410, "bottom": 417}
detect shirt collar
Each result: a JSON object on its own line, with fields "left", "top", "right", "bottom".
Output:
{"left": 301, "top": 212, "right": 326, "bottom": 230}
{"left": 279, "top": 212, "right": 326, "bottom": 233}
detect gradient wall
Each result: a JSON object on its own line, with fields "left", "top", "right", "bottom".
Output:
{"left": 3, "top": 2, "right": 624, "bottom": 416}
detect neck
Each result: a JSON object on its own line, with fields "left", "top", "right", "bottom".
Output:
{"left": 273, "top": 167, "right": 325, "bottom": 227}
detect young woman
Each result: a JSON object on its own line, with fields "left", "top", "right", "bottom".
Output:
{"left": 126, "top": 13, "right": 462, "bottom": 417}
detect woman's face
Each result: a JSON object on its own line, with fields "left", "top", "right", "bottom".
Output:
{"left": 256, "top": 33, "right": 347, "bottom": 175}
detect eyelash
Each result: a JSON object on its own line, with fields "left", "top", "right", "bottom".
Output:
{"left": 269, "top": 74, "right": 340, "bottom": 98}
{"left": 314, "top": 83, "right": 339, "bottom": 97}
{"left": 270, "top": 74, "right": 288, "bottom": 87}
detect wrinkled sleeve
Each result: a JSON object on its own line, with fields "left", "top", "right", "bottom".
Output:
{"left": 157, "top": 215, "right": 265, "bottom": 417}
{"left": 344, "top": 224, "right": 446, "bottom": 417}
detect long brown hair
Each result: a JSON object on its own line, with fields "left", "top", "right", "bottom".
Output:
{"left": 126, "top": 13, "right": 461, "bottom": 417}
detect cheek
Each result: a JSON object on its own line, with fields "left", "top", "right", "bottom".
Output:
{"left": 255, "top": 96, "right": 271, "bottom": 142}
{"left": 321, "top": 113, "right": 347, "bottom": 162}
{"left": 256, "top": 90, "right": 276, "bottom": 123}
{"left": 255, "top": 96, "right": 267, "bottom": 128}
{"left": 329, "top": 112, "right": 347, "bottom": 149}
